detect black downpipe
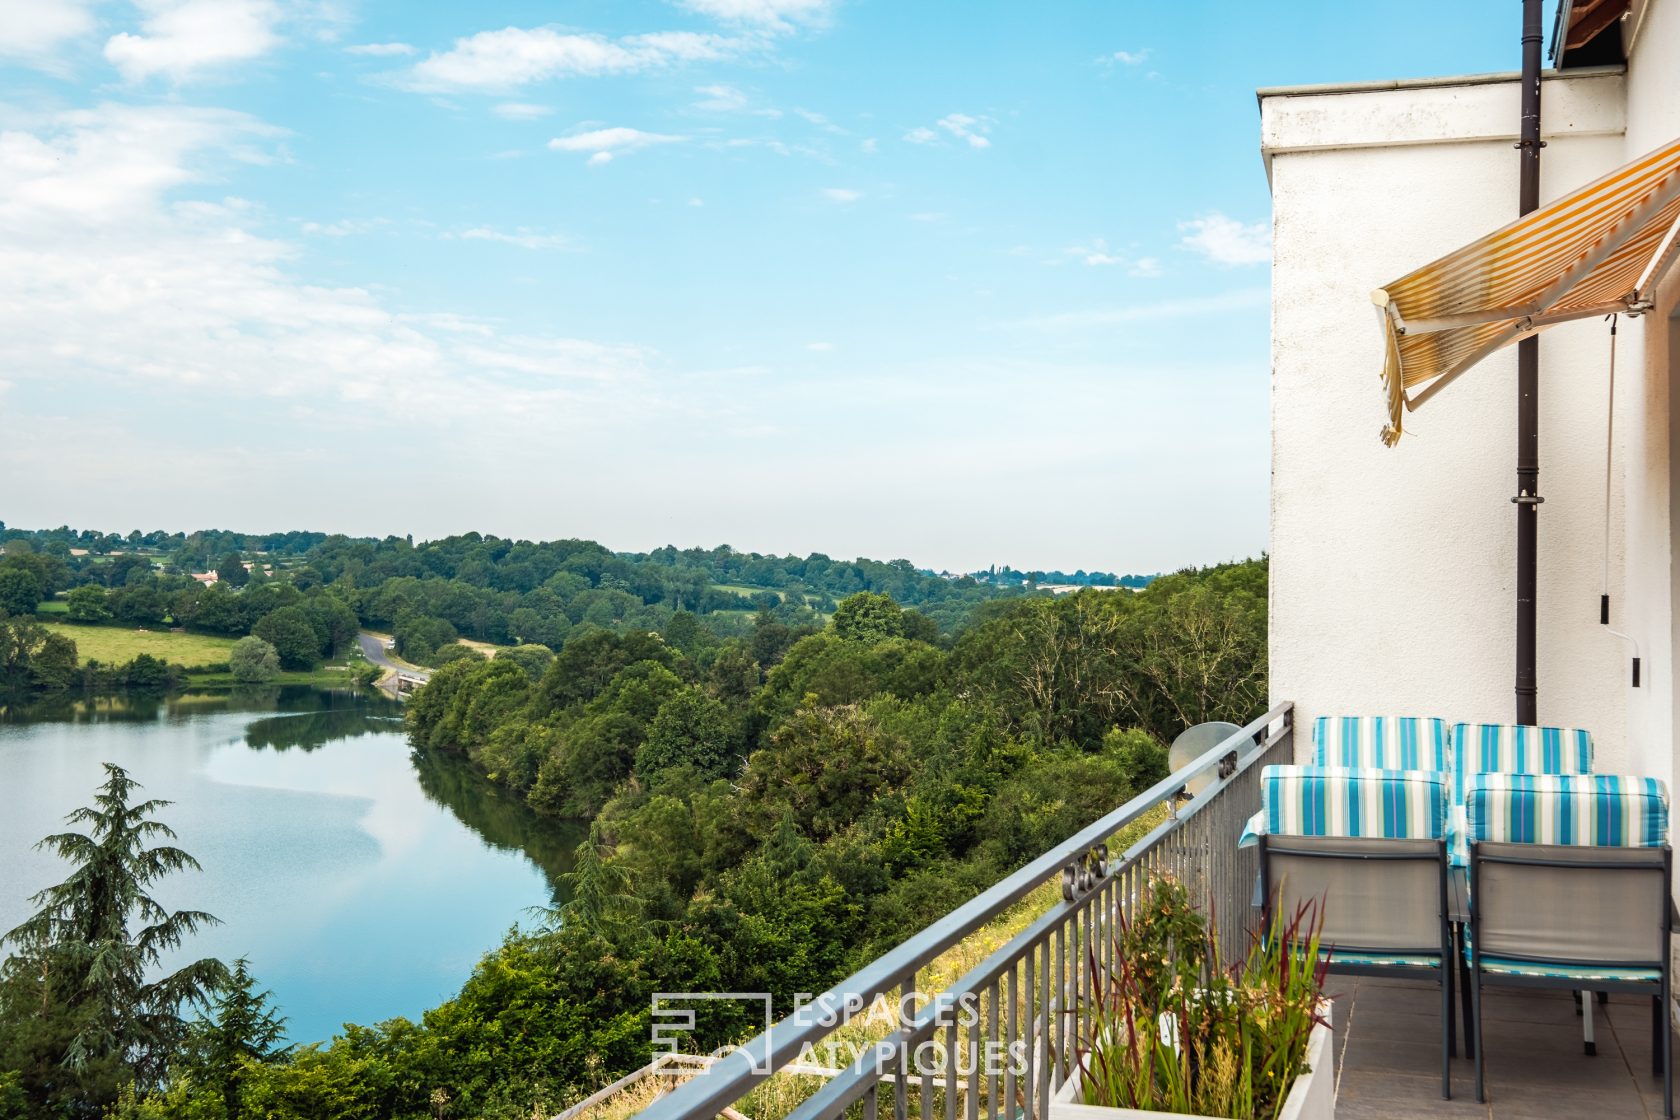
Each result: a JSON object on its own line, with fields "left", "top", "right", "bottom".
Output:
{"left": 1514, "top": 0, "right": 1544, "bottom": 726}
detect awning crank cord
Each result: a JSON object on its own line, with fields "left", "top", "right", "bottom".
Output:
{"left": 1601, "top": 313, "right": 1642, "bottom": 687}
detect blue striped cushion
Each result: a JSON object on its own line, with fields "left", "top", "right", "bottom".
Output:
{"left": 1329, "top": 949, "right": 1442, "bottom": 969}
{"left": 1451, "top": 723, "right": 1593, "bottom": 803}
{"left": 1312, "top": 716, "right": 1450, "bottom": 771}
{"left": 1466, "top": 772, "right": 1669, "bottom": 847}
{"left": 1262, "top": 765, "right": 1449, "bottom": 841}
{"left": 1478, "top": 957, "right": 1659, "bottom": 983}
{"left": 1462, "top": 933, "right": 1661, "bottom": 982}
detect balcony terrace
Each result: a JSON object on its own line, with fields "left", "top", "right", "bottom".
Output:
{"left": 620, "top": 703, "right": 1674, "bottom": 1120}
{"left": 1335, "top": 978, "right": 1671, "bottom": 1119}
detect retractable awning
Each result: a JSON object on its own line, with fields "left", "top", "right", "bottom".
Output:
{"left": 1373, "top": 136, "right": 1680, "bottom": 445}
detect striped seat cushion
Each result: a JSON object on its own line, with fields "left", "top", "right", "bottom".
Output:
{"left": 1262, "top": 765, "right": 1449, "bottom": 840}
{"left": 1467, "top": 772, "right": 1669, "bottom": 847}
{"left": 1312, "top": 716, "right": 1450, "bottom": 771}
{"left": 1327, "top": 949, "right": 1442, "bottom": 970}
{"left": 1462, "top": 932, "right": 1661, "bottom": 983}
{"left": 1451, "top": 722, "right": 1594, "bottom": 803}
{"left": 1478, "top": 957, "right": 1659, "bottom": 983}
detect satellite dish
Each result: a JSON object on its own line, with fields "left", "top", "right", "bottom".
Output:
{"left": 1167, "top": 721, "right": 1243, "bottom": 798}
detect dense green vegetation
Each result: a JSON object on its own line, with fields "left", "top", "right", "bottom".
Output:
{"left": 0, "top": 518, "right": 1258, "bottom": 1118}
{"left": 0, "top": 559, "right": 1260, "bottom": 1119}
{"left": 0, "top": 524, "right": 1068, "bottom": 686}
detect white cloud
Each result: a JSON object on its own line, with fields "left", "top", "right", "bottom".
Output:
{"left": 402, "top": 26, "right": 749, "bottom": 92}
{"left": 457, "top": 226, "right": 572, "bottom": 250}
{"left": 492, "top": 101, "right": 551, "bottom": 120}
{"left": 1062, "top": 238, "right": 1158, "bottom": 275}
{"left": 105, "top": 0, "right": 284, "bottom": 82}
{"left": 1108, "top": 48, "right": 1149, "bottom": 65}
{"left": 693, "top": 83, "right": 747, "bottom": 111}
{"left": 345, "top": 41, "right": 415, "bottom": 56}
{"left": 688, "top": 197, "right": 704, "bottom": 206}
{"left": 548, "top": 126, "right": 683, "bottom": 163}
{"left": 1177, "top": 213, "right": 1270, "bottom": 266}
{"left": 904, "top": 113, "right": 993, "bottom": 149}
{"left": 938, "top": 113, "right": 991, "bottom": 148}
{"left": 821, "top": 187, "right": 860, "bottom": 203}
{"left": 0, "top": 103, "right": 655, "bottom": 443}
{"left": 794, "top": 107, "right": 844, "bottom": 134}
{"left": 860, "top": 137, "right": 877, "bottom": 154}
{"left": 674, "top": 0, "right": 836, "bottom": 31}
{"left": 0, "top": 0, "right": 97, "bottom": 69}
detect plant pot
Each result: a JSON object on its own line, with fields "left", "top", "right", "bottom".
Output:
{"left": 1047, "top": 1001, "right": 1334, "bottom": 1120}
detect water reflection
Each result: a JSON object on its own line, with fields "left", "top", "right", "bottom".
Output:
{"left": 412, "top": 748, "right": 583, "bottom": 900}
{"left": 244, "top": 709, "right": 403, "bottom": 752}
{"left": 0, "top": 685, "right": 578, "bottom": 1043}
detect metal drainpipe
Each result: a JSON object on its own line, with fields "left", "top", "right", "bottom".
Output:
{"left": 1514, "top": 0, "right": 1545, "bottom": 726}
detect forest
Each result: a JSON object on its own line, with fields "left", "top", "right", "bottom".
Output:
{"left": 0, "top": 525, "right": 1080, "bottom": 689}
{"left": 0, "top": 548, "right": 1265, "bottom": 1120}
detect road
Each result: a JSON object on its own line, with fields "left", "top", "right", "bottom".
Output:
{"left": 357, "top": 632, "right": 430, "bottom": 682}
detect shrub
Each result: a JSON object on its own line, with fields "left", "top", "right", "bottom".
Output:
{"left": 229, "top": 636, "right": 281, "bottom": 683}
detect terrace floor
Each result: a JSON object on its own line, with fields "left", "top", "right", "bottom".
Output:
{"left": 1332, "top": 976, "right": 1674, "bottom": 1118}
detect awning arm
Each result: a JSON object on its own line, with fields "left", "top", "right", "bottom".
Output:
{"left": 1633, "top": 205, "right": 1680, "bottom": 301}
{"left": 1407, "top": 303, "right": 1628, "bottom": 409}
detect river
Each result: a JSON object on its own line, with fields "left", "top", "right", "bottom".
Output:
{"left": 0, "top": 685, "right": 581, "bottom": 1046}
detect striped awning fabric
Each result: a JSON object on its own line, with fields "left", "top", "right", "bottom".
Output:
{"left": 1373, "top": 136, "right": 1680, "bottom": 446}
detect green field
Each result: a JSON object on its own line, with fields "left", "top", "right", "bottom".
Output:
{"left": 34, "top": 600, "right": 68, "bottom": 614}
{"left": 711, "top": 583, "right": 825, "bottom": 606}
{"left": 41, "top": 623, "right": 236, "bottom": 668}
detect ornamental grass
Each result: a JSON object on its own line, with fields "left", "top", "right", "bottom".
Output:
{"left": 1077, "top": 873, "right": 1330, "bottom": 1120}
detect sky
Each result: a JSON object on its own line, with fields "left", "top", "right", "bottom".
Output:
{"left": 0, "top": 1, "right": 1538, "bottom": 574}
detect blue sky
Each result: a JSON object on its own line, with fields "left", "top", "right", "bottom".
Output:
{"left": 0, "top": 1, "right": 1535, "bottom": 573}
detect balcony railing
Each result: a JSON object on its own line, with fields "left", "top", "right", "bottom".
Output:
{"left": 632, "top": 702, "right": 1295, "bottom": 1120}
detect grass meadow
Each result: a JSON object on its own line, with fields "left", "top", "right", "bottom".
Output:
{"left": 40, "top": 622, "right": 237, "bottom": 668}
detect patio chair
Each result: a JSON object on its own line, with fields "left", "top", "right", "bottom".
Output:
{"left": 1258, "top": 764, "right": 1456, "bottom": 1098}
{"left": 1450, "top": 721, "right": 1594, "bottom": 804}
{"left": 1464, "top": 772, "right": 1672, "bottom": 1115}
{"left": 1312, "top": 715, "right": 1450, "bottom": 771}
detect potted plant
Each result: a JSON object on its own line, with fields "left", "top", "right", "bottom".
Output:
{"left": 1051, "top": 874, "right": 1334, "bottom": 1120}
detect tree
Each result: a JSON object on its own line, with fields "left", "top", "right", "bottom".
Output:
{"left": 194, "top": 958, "right": 287, "bottom": 1119}
{"left": 0, "top": 566, "right": 43, "bottom": 618}
{"left": 636, "top": 688, "right": 735, "bottom": 779}
{"left": 229, "top": 636, "right": 281, "bottom": 683}
{"left": 28, "top": 631, "right": 79, "bottom": 690}
{"left": 553, "top": 825, "right": 640, "bottom": 940}
{"left": 496, "top": 643, "right": 554, "bottom": 681}
{"left": 0, "top": 618, "right": 79, "bottom": 691}
{"left": 215, "top": 552, "right": 249, "bottom": 588}
{"left": 830, "top": 592, "right": 904, "bottom": 644}
{"left": 302, "top": 596, "right": 359, "bottom": 657}
{"left": 0, "top": 764, "right": 227, "bottom": 1114}
{"left": 65, "top": 585, "right": 112, "bottom": 623}
{"left": 252, "top": 606, "right": 320, "bottom": 670}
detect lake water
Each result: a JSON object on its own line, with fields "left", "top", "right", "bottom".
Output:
{"left": 0, "top": 686, "right": 581, "bottom": 1046}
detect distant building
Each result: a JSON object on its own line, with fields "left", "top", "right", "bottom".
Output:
{"left": 191, "top": 572, "right": 219, "bottom": 586}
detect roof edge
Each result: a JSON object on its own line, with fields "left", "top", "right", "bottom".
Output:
{"left": 1255, "top": 63, "right": 1625, "bottom": 103}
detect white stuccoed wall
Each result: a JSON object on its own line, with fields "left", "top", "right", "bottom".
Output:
{"left": 1261, "top": 61, "right": 1675, "bottom": 773}
{"left": 1617, "top": 0, "right": 1680, "bottom": 797}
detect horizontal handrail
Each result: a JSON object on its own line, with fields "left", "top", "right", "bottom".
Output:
{"left": 635, "top": 701, "right": 1294, "bottom": 1120}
